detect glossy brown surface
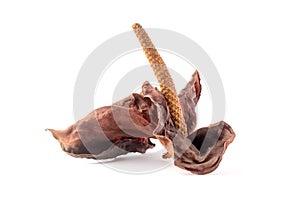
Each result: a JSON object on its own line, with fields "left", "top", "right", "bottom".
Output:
{"left": 47, "top": 70, "right": 235, "bottom": 174}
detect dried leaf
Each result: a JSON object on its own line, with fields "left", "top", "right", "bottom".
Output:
{"left": 47, "top": 70, "right": 235, "bottom": 174}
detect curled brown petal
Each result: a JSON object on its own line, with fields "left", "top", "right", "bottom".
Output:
{"left": 179, "top": 70, "right": 201, "bottom": 134}
{"left": 173, "top": 121, "right": 235, "bottom": 175}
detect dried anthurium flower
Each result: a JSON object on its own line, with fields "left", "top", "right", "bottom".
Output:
{"left": 47, "top": 23, "right": 235, "bottom": 175}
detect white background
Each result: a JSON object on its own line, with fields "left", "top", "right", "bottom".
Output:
{"left": 1, "top": 0, "right": 299, "bottom": 198}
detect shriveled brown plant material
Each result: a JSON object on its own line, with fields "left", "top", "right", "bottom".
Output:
{"left": 47, "top": 23, "right": 235, "bottom": 175}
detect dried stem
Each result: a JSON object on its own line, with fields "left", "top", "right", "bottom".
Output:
{"left": 132, "top": 23, "right": 188, "bottom": 137}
